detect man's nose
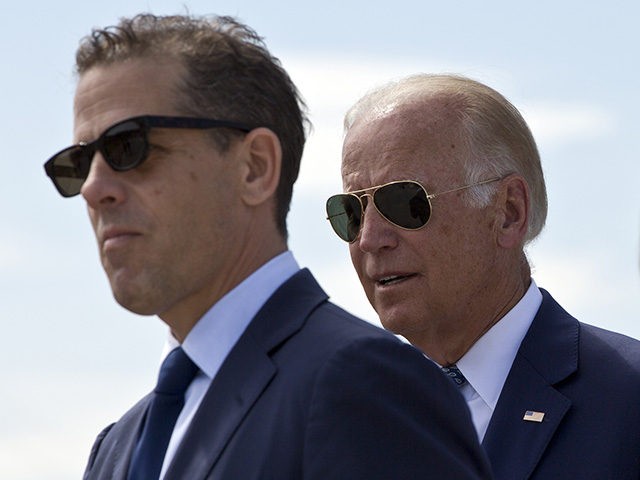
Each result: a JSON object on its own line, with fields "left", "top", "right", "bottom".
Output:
{"left": 81, "top": 153, "right": 127, "bottom": 208}
{"left": 356, "top": 198, "right": 399, "bottom": 252}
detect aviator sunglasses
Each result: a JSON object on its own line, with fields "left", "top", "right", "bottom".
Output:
{"left": 326, "top": 177, "right": 501, "bottom": 242}
{"left": 44, "top": 115, "right": 253, "bottom": 197}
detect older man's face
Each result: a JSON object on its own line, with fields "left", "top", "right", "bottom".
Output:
{"left": 341, "top": 102, "right": 503, "bottom": 351}
{"left": 74, "top": 57, "right": 250, "bottom": 332}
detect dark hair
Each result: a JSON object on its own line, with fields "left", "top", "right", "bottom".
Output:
{"left": 76, "top": 13, "right": 309, "bottom": 237}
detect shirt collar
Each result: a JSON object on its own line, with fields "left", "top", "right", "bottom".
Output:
{"left": 456, "top": 279, "right": 542, "bottom": 411}
{"left": 162, "top": 251, "right": 300, "bottom": 378}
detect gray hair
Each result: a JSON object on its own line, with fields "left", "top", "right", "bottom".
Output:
{"left": 344, "top": 74, "right": 547, "bottom": 244}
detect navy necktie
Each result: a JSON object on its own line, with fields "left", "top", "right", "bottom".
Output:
{"left": 441, "top": 364, "right": 467, "bottom": 386}
{"left": 127, "top": 347, "right": 199, "bottom": 480}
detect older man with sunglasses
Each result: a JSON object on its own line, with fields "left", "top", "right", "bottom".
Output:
{"left": 44, "top": 14, "right": 493, "bottom": 480}
{"left": 327, "top": 74, "right": 640, "bottom": 480}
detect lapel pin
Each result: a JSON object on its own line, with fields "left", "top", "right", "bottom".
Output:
{"left": 523, "top": 410, "right": 545, "bottom": 422}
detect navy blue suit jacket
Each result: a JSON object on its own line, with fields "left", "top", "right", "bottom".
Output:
{"left": 83, "top": 269, "right": 492, "bottom": 480}
{"left": 483, "top": 289, "right": 640, "bottom": 479}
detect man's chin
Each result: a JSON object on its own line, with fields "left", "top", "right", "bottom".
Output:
{"left": 111, "top": 283, "right": 159, "bottom": 316}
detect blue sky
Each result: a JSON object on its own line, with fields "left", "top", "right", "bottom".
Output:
{"left": 2, "top": 1, "right": 639, "bottom": 478}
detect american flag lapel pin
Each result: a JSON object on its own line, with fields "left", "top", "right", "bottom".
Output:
{"left": 523, "top": 410, "right": 545, "bottom": 422}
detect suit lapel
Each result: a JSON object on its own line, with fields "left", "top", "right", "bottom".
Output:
{"left": 482, "top": 289, "right": 579, "bottom": 480}
{"left": 482, "top": 352, "right": 571, "bottom": 480}
{"left": 165, "top": 269, "right": 328, "bottom": 480}
{"left": 165, "top": 335, "right": 276, "bottom": 479}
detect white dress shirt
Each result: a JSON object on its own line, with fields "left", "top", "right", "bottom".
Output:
{"left": 455, "top": 280, "right": 543, "bottom": 441}
{"left": 158, "top": 251, "right": 300, "bottom": 479}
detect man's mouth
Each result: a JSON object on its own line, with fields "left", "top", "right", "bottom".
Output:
{"left": 378, "top": 274, "right": 415, "bottom": 286}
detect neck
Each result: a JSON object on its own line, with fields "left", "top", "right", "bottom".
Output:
{"left": 161, "top": 223, "right": 287, "bottom": 343}
{"left": 413, "top": 257, "right": 531, "bottom": 365}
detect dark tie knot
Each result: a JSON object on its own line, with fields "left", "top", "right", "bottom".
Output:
{"left": 155, "top": 347, "right": 199, "bottom": 395}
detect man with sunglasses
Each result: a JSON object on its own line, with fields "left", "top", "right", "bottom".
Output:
{"left": 44, "top": 14, "right": 493, "bottom": 480}
{"left": 327, "top": 74, "right": 640, "bottom": 479}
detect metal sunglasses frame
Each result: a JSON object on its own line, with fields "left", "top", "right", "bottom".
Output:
{"left": 326, "top": 177, "right": 502, "bottom": 242}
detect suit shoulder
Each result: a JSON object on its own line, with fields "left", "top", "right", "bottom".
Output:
{"left": 271, "top": 299, "right": 432, "bottom": 388}
{"left": 304, "top": 302, "right": 453, "bottom": 397}
{"left": 83, "top": 395, "right": 150, "bottom": 479}
{"left": 301, "top": 309, "right": 493, "bottom": 478}
{"left": 83, "top": 423, "right": 116, "bottom": 478}
{"left": 308, "top": 300, "right": 396, "bottom": 340}
{"left": 302, "top": 300, "right": 424, "bottom": 356}
{"left": 579, "top": 322, "right": 640, "bottom": 373}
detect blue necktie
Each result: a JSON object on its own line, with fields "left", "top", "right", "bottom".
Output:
{"left": 441, "top": 364, "right": 467, "bottom": 386}
{"left": 127, "top": 347, "right": 199, "bottom": 480}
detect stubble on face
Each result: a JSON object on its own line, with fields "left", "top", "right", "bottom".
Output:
{"left": 74, "top": 58, "right": 247, "bottom": 332}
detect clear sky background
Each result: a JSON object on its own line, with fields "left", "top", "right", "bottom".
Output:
{"left": 1, "top": 1, "right": 639, "bottom": 478}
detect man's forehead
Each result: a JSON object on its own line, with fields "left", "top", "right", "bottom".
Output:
{"left": 350, "top": 97, "right": 461, "bottom": 142}
{"left": 341, "top": 99, "right": 466, "bottom": 187}
{"left": 344, "top": 102, "right": 463, "bottom": 157}
{"left": 74, "top": 58, "right": 182, "bottom": 105}
{"left": 72, "top": 58, "right": 183, "bottom": 140}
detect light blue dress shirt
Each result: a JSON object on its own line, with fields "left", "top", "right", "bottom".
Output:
{"left": 456, "top": 280, "right": 543, "bottom": 440}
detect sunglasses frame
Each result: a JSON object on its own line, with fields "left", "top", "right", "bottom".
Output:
{"left": 44, "top": 115, "right": 253, "bottom": 197}
{"left": 326, "top": 177, "right": 502, "bottom": 243}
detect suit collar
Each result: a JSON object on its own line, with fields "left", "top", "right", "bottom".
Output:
{"left": 518, "top": 289, "right": 579, "bottom": 384}
{"left": 165, "top": 269, "right": 327, "bottom": 479}
{"left": 179, "top": 252, "right": 300, "bottom": 379}
{"left": 243, "top": 269, "right": 329, "bottom": 353}
{"left": 482, "top": 289, "right": 579, "bottom": 480}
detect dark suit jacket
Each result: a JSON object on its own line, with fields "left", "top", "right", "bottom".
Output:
{"left": 483, "top": 289, "right": 640, "bottom": 480}
{"left": 84, "top": 269, "right": 492, "bottom": 480}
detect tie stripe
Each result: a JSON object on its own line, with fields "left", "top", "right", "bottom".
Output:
{"left": 441, "top": 364, "right": 467, "bottom": 386}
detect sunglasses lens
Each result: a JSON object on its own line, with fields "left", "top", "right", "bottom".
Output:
{"left": 102, "top": 120, "right": 148, "bottom": 170}
{"left": 44, "top": 120, "right": 148, "bottom": 197}
{"left": 45, "top": 146, "right": 92, "bottom": 197}
{"left": 326, "top": 194, "right": 363, "bottom": 242}
{"left": 374, "top": 182, "right": 430, "bottom": 229}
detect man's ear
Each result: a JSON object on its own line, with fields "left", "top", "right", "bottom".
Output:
{"left": 238, "top": 127, "right": 282, "bottom": 206}
{"left": 495, "top": 174, "right": 529, "bottom": 249}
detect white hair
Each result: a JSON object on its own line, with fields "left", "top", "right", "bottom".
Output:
{"left": 344, "top": 74, "right": 547, "bottom": 244}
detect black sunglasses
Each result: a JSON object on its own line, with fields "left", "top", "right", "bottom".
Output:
{"left": 326, "top": 178, "right": 501, "bottom": 242}
{"left": 43, "top": 115, "right": 253, "bottom": 197}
